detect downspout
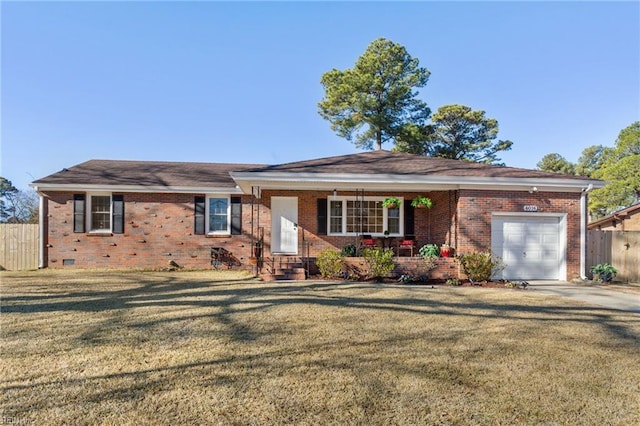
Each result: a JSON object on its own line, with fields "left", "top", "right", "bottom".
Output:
{"left": 580, "top": 183, "right": 593, "bottom": 280}
{"left": 38, "top": 192, "right": 46, "bottom": 268}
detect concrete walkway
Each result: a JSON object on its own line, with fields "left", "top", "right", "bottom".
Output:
{"left": 528, "top": 281, "right": 640, "bottom": 313}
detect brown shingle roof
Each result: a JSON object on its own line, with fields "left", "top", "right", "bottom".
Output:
{"left": 243, "top": 150, "right": 592, "bottom": 180}
{"left": 33, "top": 159, "right": 264, "bottom": 188}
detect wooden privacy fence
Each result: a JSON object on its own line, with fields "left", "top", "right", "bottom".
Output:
{"left": 0, "top": 224, "right": 39, "bottom": 271}
{"left": 587, "top": 230, "right": 640, "bottom": 283}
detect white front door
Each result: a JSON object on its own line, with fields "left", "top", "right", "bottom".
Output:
{"left": 271, "top": 197, "right": 298, "bottom": 254}
{"left": 492, "top": 215, "right": 565, "bottom": 280}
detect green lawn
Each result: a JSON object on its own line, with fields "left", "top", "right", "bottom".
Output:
{"left": 1, "top": 270, "right": 639, "bottom": 425}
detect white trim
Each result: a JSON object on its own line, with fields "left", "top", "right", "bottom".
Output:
{"left": 205, "top": 195, "right": 231, "bottom": 236}
{"left": 327, "top": 196, "right": 404, "bottom": 237}
{"left": 31, "top": 183, "right": 242, "bottom": 194}
{"left": 230, "top": 171, "right": 604, "bottom": 194}
{"left": 87, "top": 192, "right": 112, "bottom": 233}
{"left": 32, "top": 174, "right": 603, "bottom": 196}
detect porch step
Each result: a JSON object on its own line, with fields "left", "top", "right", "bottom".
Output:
{"left": 260, "top": 256, "right": 307, "bottom": 281}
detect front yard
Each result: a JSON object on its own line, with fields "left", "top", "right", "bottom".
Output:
{"left": 1, "top": 270, "right": 639, "bottom": 425}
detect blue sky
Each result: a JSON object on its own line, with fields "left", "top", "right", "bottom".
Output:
{"left": 2, "top": 1, "right": 639, "bottom": 191}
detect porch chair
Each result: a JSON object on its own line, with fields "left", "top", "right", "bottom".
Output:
{"left": 360, "top": 234, "right": 377, "bottom": 251}
{"left": 397, "top": 236, "right": 415, "bottom": 257}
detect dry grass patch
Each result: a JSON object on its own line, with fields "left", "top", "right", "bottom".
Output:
{"left": 1, "top": 270, "right": 639, "bottom": 425}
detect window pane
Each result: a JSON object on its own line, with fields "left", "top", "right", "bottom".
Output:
{"left": 346, "top": 200, "right": 383, "bottom": 234}
{"left": 209, "top": 198, "right": 228, "bottom": 232}
{"left": 387, "top": 207, "right": 400, "bottom": 233}
{"left": 91, "top": 196, "right": 111, "bottom": 231}
{"left": 329, "top": 201, "right": 342, "bottom": 233}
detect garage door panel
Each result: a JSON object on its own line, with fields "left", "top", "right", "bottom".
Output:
{"left": 492, "top": 216, "right": 562, "bottom": 280}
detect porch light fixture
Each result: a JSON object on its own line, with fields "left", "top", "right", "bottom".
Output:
{"left": 529, "top": 186, "right": 538, "bottom": 194}
{"left": 333, "top": 189, "right": 337, "bottom": 199}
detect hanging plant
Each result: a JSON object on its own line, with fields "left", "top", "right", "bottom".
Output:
{"left": 411, "top": 196, "right": 433, "bottom": 209}
{"left": 382, "top": 197, "right": 401, "bottom": 209}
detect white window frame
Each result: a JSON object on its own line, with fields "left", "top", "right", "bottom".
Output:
{"left": 86, "top": 192, "right": 112, "bottom": 233}
{"left": 206, "top": 195, "right": 231, "bottom": 235}
{"left": 327, "top": 196, "right": 403, "bottom": 236}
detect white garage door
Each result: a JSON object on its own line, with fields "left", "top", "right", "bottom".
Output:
{"left": 492, "top": 215, "right": 564, "bottom": 280}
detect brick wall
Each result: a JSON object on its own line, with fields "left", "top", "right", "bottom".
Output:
{"left": 43, "top": 188, "right": 584, "bottom": 279}
{"left": 43, "top": 192, "right": 255, "bottom": 269}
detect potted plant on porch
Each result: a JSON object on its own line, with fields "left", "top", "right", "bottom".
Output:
{"left": 411, "top": 196, "right": 432, "bottom": 209}
{"left": 382, "top": 197, "right": 401, "bottom": 209}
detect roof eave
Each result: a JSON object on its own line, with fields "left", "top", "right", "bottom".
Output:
{"left": 31, "top": 183, "right": 242, "bottom": 194}
{"left": 229, "top": 172, "right": 605, "bottom": 193}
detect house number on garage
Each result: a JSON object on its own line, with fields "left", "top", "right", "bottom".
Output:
{"left": 523, "top": 205, "right": 538, "bottom": 212}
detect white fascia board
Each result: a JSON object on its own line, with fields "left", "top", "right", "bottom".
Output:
{"left": 230, "top": 172, "right": 604, "bottom": 193}
{"left": 31, "top": 183, "right": 243, "bottom": 195}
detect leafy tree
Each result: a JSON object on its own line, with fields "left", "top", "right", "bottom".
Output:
{"left": 414, "top": 104, "right": 513, "bottom": 165}
{"left": 0, "top": 177, "right": 39, "bottom": 223}
{"left": 318, "top": 37, "right": 431, "bottom": 150}
{"left": 0, "top": 177, "right": 18, "bottom": 222}
{"left": 575, "top": 145, "right": 615, "bottom": 178}
{"left": 536, "top": 153, "right": 576, "bottom": 174}
{"left": 589, "top": 122, "right": 640, "bottom": 217}
{"left": 393, "top": 122, "right": 433, "bottom": 155}
{"left": 590, "top": 155, "right": 640, "bottom": 217}
{"left": 614, "top": 121, "right": 640, "bottom": 156}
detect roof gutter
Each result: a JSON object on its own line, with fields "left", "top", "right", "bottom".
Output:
{"left": 38, "top": 193, "right": 46, "bottom": 269}
{"left": 580, "top": 183, "right": 594, "bottom": 280}
{"left": 230, "top": 171, "right": 604, "bottom": 194}
{"left": 31, "top": 183, "right": 243, "bottom": 194}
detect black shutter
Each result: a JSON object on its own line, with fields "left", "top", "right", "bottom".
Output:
{"left": 404, "top": 200, "right": 415, "bottom": 237}
{"left": 73, "top": 194, "right": 85, "bottom": 233}
{"left": 112, "top": 194, "right": 124, "bottom": 234}
{"left": 317, "top": 198, "right": 328, "bottom": 235}
{"left": 231, "top": 196, "right": 242, "bottom": 235}
{"left": 194, "top": 196, "right": 205, "bottom": 235}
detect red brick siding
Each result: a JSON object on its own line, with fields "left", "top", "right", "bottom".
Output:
{"left": 43, "top": 192, "right": 254, "bottom": 269}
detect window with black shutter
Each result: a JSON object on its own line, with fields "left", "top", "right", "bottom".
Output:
{"left": 73, "top": 194, "right": 85, "bottom": 233}
{"left": 112, "top": 194, "right": 124, "bottom": 234}
{"left": 230, "top": 196, "right": 242, "bottom": 235}
{"left": 194, "top": 196, "right": 205, "bottom": 235}
{"left": 317, "top": 198, "right": 327, "bottom": 235}
{"left": 404, "top": 200, "right": 415, "bottom": 237}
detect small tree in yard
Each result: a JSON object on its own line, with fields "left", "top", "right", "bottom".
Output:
{"left": 362, "top": 247, "right": 395, "bottom": 281}
{"left": 458, "top": 251, "right": 505, "bottom": 283}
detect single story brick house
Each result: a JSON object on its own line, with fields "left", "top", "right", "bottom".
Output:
{"left": 32, "top": 150, "right": 604, "bottom": 281}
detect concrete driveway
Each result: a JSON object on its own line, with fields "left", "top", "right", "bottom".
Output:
{"left": 528, "top": 281, "right": 640, "bottom": 313}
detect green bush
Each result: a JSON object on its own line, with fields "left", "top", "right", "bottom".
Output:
{"left": 315, "top": 249, "right": 345, "bottom": 278}
{"left": 362, "top": 247, "right": 395, "bottom": 280}
{"left": 458, "top": 251, "right": 505, "bottom": 282}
